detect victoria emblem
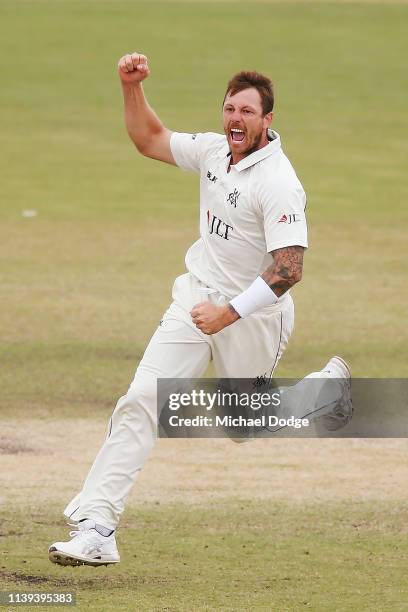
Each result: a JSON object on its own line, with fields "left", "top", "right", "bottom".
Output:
{"left": 227, "top": 188, "right": 240, "bottom": 208}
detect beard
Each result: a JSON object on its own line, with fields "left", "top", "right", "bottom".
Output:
{"left": 241, "top": 128, "right": 265, "bottom": 157}
{"left": 227, "top": 125, "right": 265, "bottom": 158}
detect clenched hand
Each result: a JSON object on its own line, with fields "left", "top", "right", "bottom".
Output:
{"left": 190, "top": 302, "right": 240, "bottom": 335}
{"left": 118, "top": 52, "right": 150, "bottom": 84}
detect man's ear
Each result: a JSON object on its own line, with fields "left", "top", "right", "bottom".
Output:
{"left": 264, "top": 111, "right": 274, "bottom": 127}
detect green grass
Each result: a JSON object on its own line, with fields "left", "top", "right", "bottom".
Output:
{"left": 0, "top": 1, "right": 406, "bottom": 424}
{"left": 2, "top": 500, "right": 408, "bottom": 611}
{"left": 0, "top": 1, "right": 407, "bottom": 609}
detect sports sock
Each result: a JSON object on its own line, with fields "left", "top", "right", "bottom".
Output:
{"left": 79, "top": 518, "right": 114, "bottom": 537}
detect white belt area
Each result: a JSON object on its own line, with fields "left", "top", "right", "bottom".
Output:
{"left": 198, "top": 286, "right": 226, "bottom": 306}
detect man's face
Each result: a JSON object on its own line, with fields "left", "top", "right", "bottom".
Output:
{"left": 223, "top": 87, "right": 273, "bottom": 162}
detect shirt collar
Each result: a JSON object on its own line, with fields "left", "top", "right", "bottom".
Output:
{"left": 224, "top": 129, "right": 281, "bottom": 172}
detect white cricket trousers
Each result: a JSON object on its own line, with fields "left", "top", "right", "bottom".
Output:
{"left": 67, "top": 273, "right": 336, "bottom": 530}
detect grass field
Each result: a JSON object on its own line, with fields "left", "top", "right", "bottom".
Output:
{"left": 1, "top": 1, "right": 407, "bottom": 610}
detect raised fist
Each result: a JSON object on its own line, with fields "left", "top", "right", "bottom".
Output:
{"left": 118, "top": 52, "right": 150, "bottom": 84}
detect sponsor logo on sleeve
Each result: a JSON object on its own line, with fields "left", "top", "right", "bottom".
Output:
{"left": 278, "top": 213, "right": 301, "bottom": 224}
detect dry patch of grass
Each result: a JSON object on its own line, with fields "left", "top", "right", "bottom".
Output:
{"left": 1, "top": 419, "right": 408, "bottom": 512}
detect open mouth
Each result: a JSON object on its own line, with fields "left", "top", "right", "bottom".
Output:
{"left": 230, "top": 128, "right": 245, "bottom": 143}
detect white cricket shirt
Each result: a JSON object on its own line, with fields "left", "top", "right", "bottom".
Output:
{"left": 170, "top": 129, "right": 308, "bottom": 300}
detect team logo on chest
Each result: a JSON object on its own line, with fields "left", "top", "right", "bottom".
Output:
{"left": 207, "top": 210, "right": 233, "bottom": 240}
{"left": 227, "top": 188, "right": 240, "bottom": 208}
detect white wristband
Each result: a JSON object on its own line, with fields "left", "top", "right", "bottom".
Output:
{"left": 229, "top": 276, "right": 279, "bottom": 318}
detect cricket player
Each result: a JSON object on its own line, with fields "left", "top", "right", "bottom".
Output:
{"left": 48, "top": 53, "right": 352, "bottom": 567}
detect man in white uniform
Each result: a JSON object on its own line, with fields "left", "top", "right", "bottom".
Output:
{"left": 48, "top": 53, "right": 352, "bottom": 567}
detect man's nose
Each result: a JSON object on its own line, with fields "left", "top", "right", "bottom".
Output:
{"left": 231, "top": 110, "right": 242, "bottom": 122}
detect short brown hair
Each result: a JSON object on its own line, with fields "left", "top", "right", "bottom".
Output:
{"left": 223, "top": 71, "right": 274, "bottom": 115}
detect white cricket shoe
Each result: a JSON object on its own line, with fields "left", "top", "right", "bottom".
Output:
{"left": 318, "top": 356, "right": 353, "bottom": 431}
{"left": 48, "top": 519, "right": 120, "bottom": 567}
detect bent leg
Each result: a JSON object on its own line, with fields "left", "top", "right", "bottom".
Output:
{"left": 73, "top": 300, "right": 211, "bottom": 530}
{"left": 277, "top": 370, "right": 343, "bottom": 423}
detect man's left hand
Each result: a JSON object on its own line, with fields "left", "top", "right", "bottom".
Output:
{"left": 190, "top": 302, "right": 240, "bottom": 335}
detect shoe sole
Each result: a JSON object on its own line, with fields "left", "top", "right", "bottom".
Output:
{"left": 332, "top": 356, "right": 351, "bottom": 379}
{"left": 48, "top": 548, "right": 120, "bottom": 567}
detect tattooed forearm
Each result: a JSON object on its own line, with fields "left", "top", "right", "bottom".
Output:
{"left": 261, "top": 246, "right": 304, "bottom": 297}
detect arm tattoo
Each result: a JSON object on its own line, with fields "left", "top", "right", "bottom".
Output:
{"left": 261, "top": 246, "right": 304, "bottom": 297}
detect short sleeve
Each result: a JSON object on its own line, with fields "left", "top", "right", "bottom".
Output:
{"left": 169, "top": 132, "right": 205, "bottom": 173}
{"left": 170, "top": 132, "right": 225, "bottom": 174}
{"left": 259, "top": 180, "right": 308, "bottom": 252}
